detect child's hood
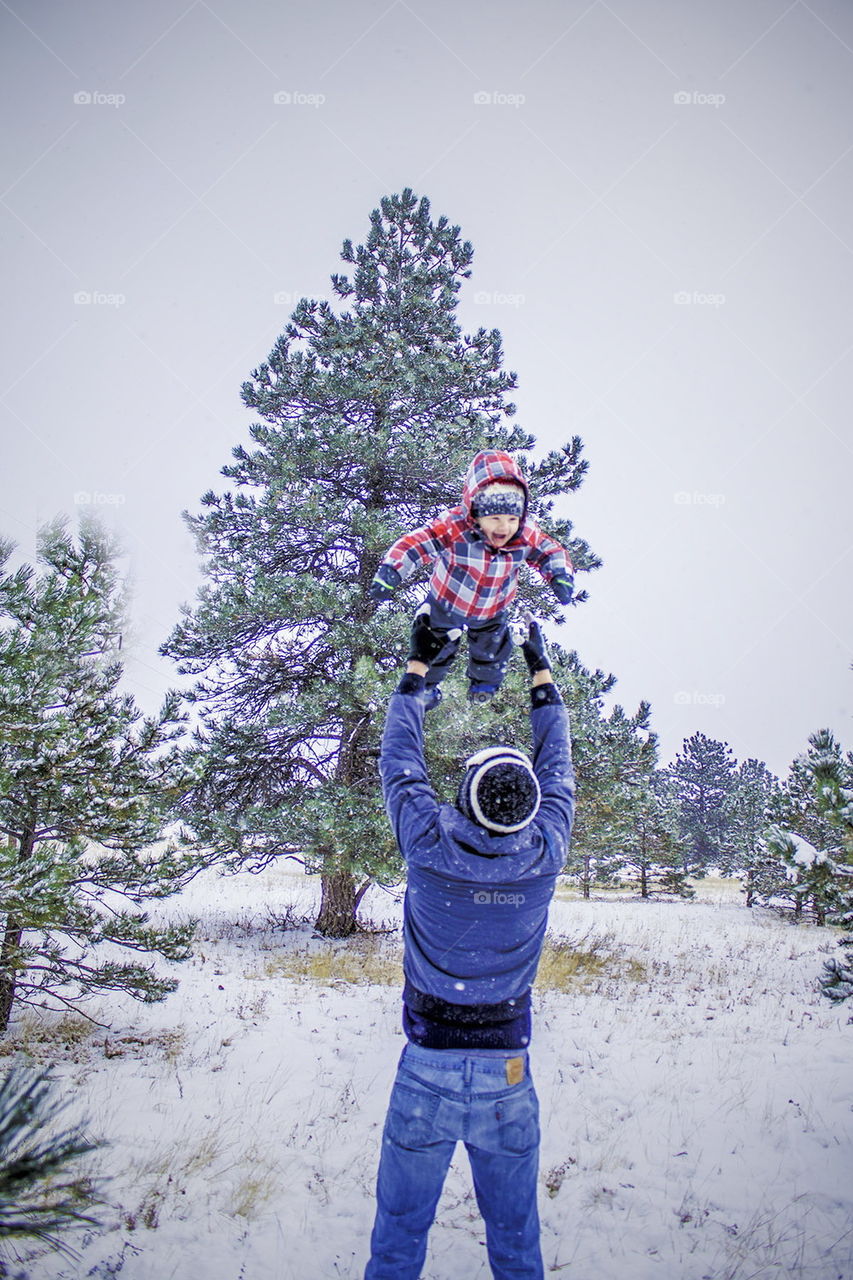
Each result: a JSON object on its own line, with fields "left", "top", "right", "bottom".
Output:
{"left": 461, "top": 450, "right": 530, "bottom": 526}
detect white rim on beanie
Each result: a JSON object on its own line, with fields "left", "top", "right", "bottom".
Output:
{"left": 463, "top": 746, "right": 541, "bottom": 834}
{"left": 473, "top": 482, "right": 525, "bottom": 515}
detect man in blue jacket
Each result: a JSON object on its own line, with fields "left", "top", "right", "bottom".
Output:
{"left": 364, "top": 619, "right": 575, "bottom": 1280}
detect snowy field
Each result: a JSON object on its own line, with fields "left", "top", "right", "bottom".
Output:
{"left": 3, "top": 867, "right": 851, "bottom": 1280}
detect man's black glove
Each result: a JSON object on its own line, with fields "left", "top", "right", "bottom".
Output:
{"left": 551, "top": 573, "right": 574, "bottom": 605}
{"left": 369, "top": 564, "right": 401, "bottom": 603}
{"left": 408, "top": 612, "right": 450, "bottom": 666}
{"left": 521, "top": 618, "right": 551, "bottom": 675}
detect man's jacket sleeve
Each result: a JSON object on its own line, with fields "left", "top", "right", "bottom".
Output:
{"left": 380, "top": 688, "right": 441, "bottom": 861}
{"left": 529, "top": 685, "right": 576, "bottom": 868}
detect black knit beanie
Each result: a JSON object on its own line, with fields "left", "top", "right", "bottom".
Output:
{"left": 471, "top": 482, "right": 525, "bottom": 520}
{"left": 457, "top": 747, "right": 541, "bottom": 834}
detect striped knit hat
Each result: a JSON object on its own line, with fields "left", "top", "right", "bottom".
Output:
{"left": 471, "top": 481, "right": 525, "bottom": 520}
{"left": 457, "top": 747, "right": 541, "bottom": 834}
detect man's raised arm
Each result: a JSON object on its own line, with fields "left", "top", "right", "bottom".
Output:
{"left": 520, "top": 620, "right": 576, "bottom": 843}
{"left": 379, "top": 610, "right": 461, "bottom": 853}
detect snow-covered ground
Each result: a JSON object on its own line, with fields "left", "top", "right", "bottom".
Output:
{"left": 4, "top": 868, "right": 851, "bottom": 1280}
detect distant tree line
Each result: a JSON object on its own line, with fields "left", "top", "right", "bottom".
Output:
{"left": 569, "top": 719, "right": 853, "bottom": 924}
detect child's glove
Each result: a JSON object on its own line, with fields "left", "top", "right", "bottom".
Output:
{"left": 369, "top": 564, "right": 401, "bottom": 603}
{"left": 551, "top": 573, "right": 574, "bottom": 605}
{"left": 521, "top": 618, "right": 551, "bottom": 675}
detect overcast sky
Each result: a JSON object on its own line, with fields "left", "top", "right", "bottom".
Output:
{"left": 1, "top": 0, "right": 851, "bottom": 778}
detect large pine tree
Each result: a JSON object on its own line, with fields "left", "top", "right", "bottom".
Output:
{"left": 622, "top": 771, "right": 686, "bottom": 899}
{"left": 0, "top": 519, "right": 196, "bottom": 1034}
{"left": 669, "top": 732, "right": 737, "bottom": 875}
{"left": 764, "top": 728, "right": 853, "bottom": 930}
{"left": 562, "top": 659, "right": 656, "bottom": 897}
{"left": 164, "top": 189, "right": 597, "bottom": 936}
{"left": 727, "top": 758, "right": 778, "bottom": 905}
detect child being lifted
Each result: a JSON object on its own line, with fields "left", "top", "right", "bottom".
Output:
{"left": 369, "top": 449, "right": 574, "bottom": 706}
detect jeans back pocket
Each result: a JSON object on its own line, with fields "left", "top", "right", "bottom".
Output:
{"left": 386, "top": 1081, "right": 442, "bottom": 1149}
{"left": 495, "top": 1085, "right": 540, "bottom": 1154}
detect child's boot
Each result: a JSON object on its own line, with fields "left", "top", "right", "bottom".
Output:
{"left": 423, "top": 685, "right": 443, "bottom": 711}
{"left": 468, "top": 681, "right": 499, "bottom": 703}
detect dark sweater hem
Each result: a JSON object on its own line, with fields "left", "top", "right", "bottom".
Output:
{"left": 402, "top": 981, "right": 532, "bottom": 1051}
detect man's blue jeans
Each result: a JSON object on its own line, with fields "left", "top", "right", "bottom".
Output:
{"left": 364, "top": 1042, "right": 543, "bottom": 1280}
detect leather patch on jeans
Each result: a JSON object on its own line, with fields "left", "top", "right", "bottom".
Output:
{"left": 505, "top": 1056, "right": 524, "bottom": 1086}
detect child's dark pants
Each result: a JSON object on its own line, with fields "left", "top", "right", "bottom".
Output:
{"left": 421, "top": 600, "right": 514, "bottom": 691}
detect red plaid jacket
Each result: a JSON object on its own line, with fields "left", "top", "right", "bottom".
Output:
{"left": 380, "top": 450, "right": 572, "bottom": 623}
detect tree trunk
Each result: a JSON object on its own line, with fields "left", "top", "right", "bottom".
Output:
{"left": 0, "top": 832, "right": 33, "bottom": 1035}
{"left": 315, "top": 866, "right": 368, "bottom": 937}
{"left": 581, "top": 854, "right": 591, "bottom": 900}
{"left": 0, "top": 919, "right": 23, "bottom": 1036}
{"left": 315, "top": 710, "right": 374, "bottom": 937}
{"left": 640, "top": 863, "right": 649, "bottom": 899}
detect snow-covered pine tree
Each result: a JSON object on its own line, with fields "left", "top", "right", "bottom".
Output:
{"left": 552, "top": 651, "right": 655, "bottom": 897}
{"left": 726, "top": 758, "right": 779, "bottom": 905}
{"left": 762, "top": 828, "right": 846, "bottom": 926}
{"left": 769, "top": 749, "right": 839, "bottom": 850}
{"left": 163, "top": 189, "right": 597, "bottom": 936}
{"left": 822, "top": 938, "right": 853, "bottom": 1004}
{"left": 793, "top": 729, "right": 853, "bottom": 1000}
{"left": 806, "top": 728, "right": 853, "bottom": 924}
{"left": 571, "top": 691, "right": 655, "bottom": 890}
{"left": 0, "top": 1067, "right": 102, "bottom": 1253}
{"left": 760, "top": 735, "right": 847, "bottom": 922}
{"left": 551, "top": 660, "right": 620, "bottom": 897}
{"left": 0, "top": 518, "right": 197, "bottom": 1034}
{"left": 669, "top": 732, "right": 737, "bottom": 876}
{"left": 622, "top": 770, "right": 688, "bottom": 898}
{"left": 763, "top": 727, "right": 853, "bottom": 993}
